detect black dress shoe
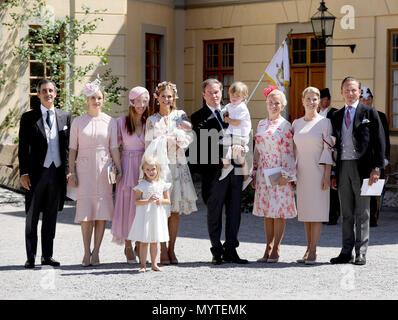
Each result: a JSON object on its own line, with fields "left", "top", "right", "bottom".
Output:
{"left": 354, "top": 254, "right": 366, "bottom": 265}
{"left": 330, "top": 253, "right": 353, "bottom": 264}
{"left": 41, "top": 257, "right": 60, "bottom": 267}
{"left": 370, "top": 220, "right": 378, "bottom": 227}
{"left": 222, "top": 252, "right": 249, "bottom": 264}
{"left": 211, "top": 256, "right": 223, "bottom": 265}
{"left": 24, "top": 259, "right": 35, "bottom": 269}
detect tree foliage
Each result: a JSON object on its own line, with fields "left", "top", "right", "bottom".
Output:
{"left": 0, "top": 0, "right": 127, "bottom": 117}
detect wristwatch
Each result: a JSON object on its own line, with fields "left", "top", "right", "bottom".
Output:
{"left": 374, "top": 167, "right": 380, "bottom": 172}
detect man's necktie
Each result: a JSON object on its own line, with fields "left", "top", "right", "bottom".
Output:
{"left": 46, "top": 110, "right": 52, "bottom": 129}
{"left": 214, "top": 109, "right": 224, "bottom": 129}
{"left": 345, "top": 106, "right": 352, "bottom": 129}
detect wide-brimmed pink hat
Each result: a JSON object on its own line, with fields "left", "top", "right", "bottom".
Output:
{"left": 129, "top": 86, "right": 149, "bottom": 106}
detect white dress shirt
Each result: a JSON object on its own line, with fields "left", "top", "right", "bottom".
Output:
{"left": 206, "top": 104, "right": 224, "bottom": 129}
{"left": 343, "top": 99, "right": 359, "bottom": 127}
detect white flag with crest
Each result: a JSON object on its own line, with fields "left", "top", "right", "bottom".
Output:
{"left": 264, "top": 40, "right": 290, "bottom": 93}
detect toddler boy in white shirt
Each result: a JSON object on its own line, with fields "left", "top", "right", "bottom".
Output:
{"left": 219, "top": 81, "right": 252, "bottom": 187}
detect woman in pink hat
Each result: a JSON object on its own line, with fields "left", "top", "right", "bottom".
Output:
{"left": 111, "top": 86, "right": 149, "bottom": 264}
{"left": 68, "top": 79, "right": 122, "bottom": 267}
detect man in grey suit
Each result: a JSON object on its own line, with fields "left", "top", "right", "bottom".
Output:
{"left": 329, "top": 77, "right": 385, "bottom": 266}
{"left": 18, "top": 79, "right": 71, "bottom": 269}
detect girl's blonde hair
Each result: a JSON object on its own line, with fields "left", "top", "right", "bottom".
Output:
{"left": 141, "top": 156, "right": 162, "bottom": 182}
{"left": 229, "top": 81, "right": 249, "bottom": 99}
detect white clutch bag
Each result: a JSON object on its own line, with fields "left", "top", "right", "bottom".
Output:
{"left": 66, "top": 184, "right": 77, "bottom": 201}
{"left": 108, "top": 162, "right": 117, "bottom": 184}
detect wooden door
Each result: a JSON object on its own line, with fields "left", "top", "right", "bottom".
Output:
{"left": 309, "top": 67, "right": 326, "bottom": 89}
{"left": 288, "top": 34, "right": 326, "bottom": 122}
{"left": 289, "top": 68, "right": 307, "bottom": 121}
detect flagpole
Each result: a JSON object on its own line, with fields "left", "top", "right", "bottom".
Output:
{"left": 246, "top": 74, "right": 265, "bottom": 105}
{"left": 246, "top": 29, "right": 292, "bottom": 106}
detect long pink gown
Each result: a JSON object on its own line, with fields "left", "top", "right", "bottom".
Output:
{"left": 252, "top": 117, "right": 297, "bottom": 219}
{"left": 111, "top": 116, "right": 145, "bottom": 244}
{"left": 69, "top": 112, "right": 118, "bottom": 223}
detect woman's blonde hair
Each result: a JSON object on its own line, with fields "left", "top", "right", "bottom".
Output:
{"left": 229, "top": 81, "right": 249, "bottom": 99}
{"left": 141, "top": 156, "right": 162, "bottom": 182}
{"left": 267, "top": 89, "right": 287, "bottom": 107}
{"left": 302, "top": 86, "right": 320, "bottom": 98}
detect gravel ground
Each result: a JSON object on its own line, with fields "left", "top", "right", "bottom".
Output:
{"left": 0, "top": 186, "right": 398, "bottom": 300}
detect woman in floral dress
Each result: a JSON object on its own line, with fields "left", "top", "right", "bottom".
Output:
{"left": 252, "top": 87, "right": 297, "bottom": 263}
{"left": 145, "top": 81, "right": 197, "bottom": 264}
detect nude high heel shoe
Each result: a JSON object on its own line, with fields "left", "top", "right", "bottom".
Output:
{"left": 125, "top": 246, "right": 138, "bottom": 264}
{"left": 304, "top": 251, "right": 317, "bottom": 265}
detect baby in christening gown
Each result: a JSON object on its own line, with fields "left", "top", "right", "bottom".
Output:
{"left": 168, "top": 117, "right": 193, "bottom": 164}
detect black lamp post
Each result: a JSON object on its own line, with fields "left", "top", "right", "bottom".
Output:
{"left": 311, "top": 1, "right": 356, "bottom": 53}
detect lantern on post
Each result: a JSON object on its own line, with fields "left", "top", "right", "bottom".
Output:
{"left": 310, "top": 1, "right": 356, "bottom": 53}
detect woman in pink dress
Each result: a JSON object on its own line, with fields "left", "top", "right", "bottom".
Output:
{"left": 111, "top": 86, "right": 149, "bottom": 264}
{"left": 68, "top": 79, "right": 122, "bottom": 267}
{"left": 292, "top": 87, "right": 333, "bottom": 265}
{"left": 252, "top": 87, "right": 297, "bottom": 263}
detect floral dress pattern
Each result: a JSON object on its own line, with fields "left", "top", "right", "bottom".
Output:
{"left": 252, "top": 117, "right": 297, "bottom": 219}
{"left": 145, "top": 109, "right": 198, "bottom": 214}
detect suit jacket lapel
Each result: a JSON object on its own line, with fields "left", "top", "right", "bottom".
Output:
{"left": 34, "top": 108, "right": 47, "bottom": 140}
{"left": 353, "top": 103, "right": 364, "bottom": 130}
{"left": 202, "top": 106, "right": 213, "bottom": 121}
{"left": 55, "top": 108, "right": 65, "bottom": 132}
{"left": 334, "top": 107, "right": 345, "bottom": 141}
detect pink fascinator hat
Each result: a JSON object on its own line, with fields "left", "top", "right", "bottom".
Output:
{"left": 129, "top": 86, "right": 149, "bottom": 106}
{"left": 84, "top": 78, "right": 101, "bottom": 97}
{"left": 263, "top": 85, "right": 279, "bottom": 99}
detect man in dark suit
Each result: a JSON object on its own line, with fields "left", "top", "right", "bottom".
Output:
{"left": 190, "top": 78, "right": 248, "bottom": 265}
{"left": 18, "top": 79, "right": 71, "bottom": 269}
{"left": 359, "top": 86, "right": 390, "bottom": 227}
{"left": 330, "top": 77, "right": 385, "bottom": 266}
{"left": 319, "top": 88, "right": 340, "bottom": 225}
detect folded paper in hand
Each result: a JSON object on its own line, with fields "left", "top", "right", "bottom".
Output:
{"left": 263, "top": 167, "right": 295, "bottom": 187}
{"left": 108, "top": 162, "right": 117, "bottom": 184}
{"left": 360, "top": 179, "right": 385, "bottom": 196}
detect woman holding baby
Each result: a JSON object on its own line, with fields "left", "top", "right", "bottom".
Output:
{"left": 144, "top": 81, "right": 198, "bottom": 265}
